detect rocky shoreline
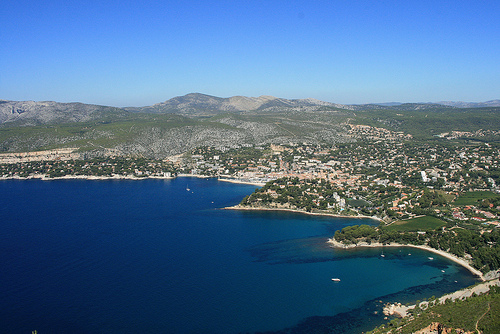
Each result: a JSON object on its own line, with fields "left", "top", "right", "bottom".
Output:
{"left": 383, "top": 278, "right": 500, "bottom": 318}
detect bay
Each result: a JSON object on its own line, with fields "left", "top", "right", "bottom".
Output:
{"left": 0, "top": 178, "right": 479, "bottom": 333}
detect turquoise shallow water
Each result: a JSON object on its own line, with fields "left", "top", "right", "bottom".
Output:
{"left": 0, "top": 178, "right": 479, "bottom": 333}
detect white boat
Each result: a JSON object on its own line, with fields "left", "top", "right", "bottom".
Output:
{"left": 428, "top": 257, "right": 434, "bottom": 260}
{"left": 331, "top": 278, "right": 341, "bottom": 282}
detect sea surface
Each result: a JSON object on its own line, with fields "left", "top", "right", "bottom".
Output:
{"left": 0, "top": 178, "right": 479, "bottom": 333}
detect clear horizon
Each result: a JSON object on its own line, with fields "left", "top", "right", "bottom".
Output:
{"left": 2, "top": 1, "right": 499, "bottom": 107}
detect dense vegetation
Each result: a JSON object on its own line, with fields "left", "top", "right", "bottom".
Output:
{"left": 454, "top": 191, "right": 500, "bottom": 206}
{"left": 0, "top": 157, "right": 178, "bottom": 178}
{"left": 333, "top": 224, "right": 500, "bottom": 273}
{"left": 2, "top": 96, "right": 500, "bottom": 157}
{"left": 385, "top": 216, "right": 447, "bottom": 232}
{"left": 351, "top": 107, "right": 500, "bottom": 140}
{"left": 368, "top": 285, "right": 500, "bottom": 334}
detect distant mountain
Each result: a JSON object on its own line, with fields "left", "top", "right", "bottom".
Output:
{"left": 1, "top": 94, "right": 499, "bottom": 127}
{"left": 0, "top": 96, "right": 355, "bottom": 157}
{"left": 1, "top": 94, "right": 499, "bottom": 157}
{"left": 126, "top": 93, "right": 500, "bottom": 115}
{"left": 371, "top": 102, "right": 404, "bottom": 107}
{"left": 353, "top": 100, "right": 500, "bottom": 110}
{"left": 436, "top": 100, "right": 500, "bottom": 108}
{"left": 0, "top": 93, "right": 352, "bottom": 126}
{"left": 124, "top": 93, "right": 348, "bottom": 115}
{"left": 348, "top": 103, "right": 454, "bottom": 111}
{"left": 0, "top": 100, "right": 128, "bottom": 126}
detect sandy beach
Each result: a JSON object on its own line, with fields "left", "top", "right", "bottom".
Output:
{"left": 216, "top": 178, "right": 266, "bottom": 187}
{"left": 327, "top": 238, "right": 485, "bottom": 281}
{"left": 225, "top": 204, "right": 383, "bottom": 221}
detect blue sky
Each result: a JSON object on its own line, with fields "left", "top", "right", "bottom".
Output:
{"left": 1, "top": 0, "right": 499, "bottom": 106}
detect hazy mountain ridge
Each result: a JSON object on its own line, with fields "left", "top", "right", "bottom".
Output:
{"left": 437, "top": 100, "right": 500, "bottom": 108}
{"left": 348, "top": 103, "right": 459, "bottom": 111}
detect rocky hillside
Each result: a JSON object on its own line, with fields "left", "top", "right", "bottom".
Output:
{"left": 0, "top": 100, "right": 128, "bottom": 126}
{"left": 0, "top": 107, "right": 354, "bottom": 158}
{"left": 123, "top": 93, "right": 350, "bottom": 115}
{"left": 1, "top": 94, "right": 499, "bottom": 158}
{"left": 3, "top": 94, "right": 498, "bottom": 126}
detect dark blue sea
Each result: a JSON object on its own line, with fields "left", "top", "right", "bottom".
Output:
{"left": 0, "top": 178, "right": 479, "bottom": 333}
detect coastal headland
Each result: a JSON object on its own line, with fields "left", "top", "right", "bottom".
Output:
{"left": 225, "top": 203, "right": 383, "bottom": 221}
{"left": 228, "top": 204, "right": 500, "bottom": 284}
